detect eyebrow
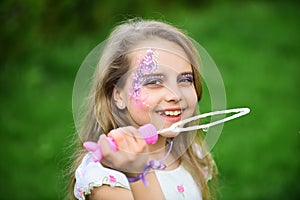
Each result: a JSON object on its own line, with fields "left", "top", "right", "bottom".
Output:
{"left": 179, "top": 71, "right": 193, "bottom": 75}
{"left": 141, "top": 71, "right": 193, "bottom": 78}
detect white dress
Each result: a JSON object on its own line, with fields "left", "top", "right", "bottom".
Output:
{"left": 74, "top": 153, "right": 206, "bottom": 200}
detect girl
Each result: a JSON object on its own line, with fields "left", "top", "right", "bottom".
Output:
{"left": 69, "top": 19, "right": 217, "bottom": 200}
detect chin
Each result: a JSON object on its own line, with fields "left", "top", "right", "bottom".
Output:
{"left": 160, "top": 131, "right": 180, "bottom": 138}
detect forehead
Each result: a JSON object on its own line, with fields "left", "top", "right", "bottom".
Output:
{"left": 128, "top": 39, "right": 192, "bottom": 73}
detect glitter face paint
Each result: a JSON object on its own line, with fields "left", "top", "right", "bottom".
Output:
{"left": 129, "top": 49, "right": 159, "bottom": 107}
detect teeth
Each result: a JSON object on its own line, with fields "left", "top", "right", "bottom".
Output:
{"left": 164, "top": 110, "right": 181, "bottom": 116}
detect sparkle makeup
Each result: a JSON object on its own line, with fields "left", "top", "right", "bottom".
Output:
{"left": 128, "top": 49, "right": 195, "bottom": 106}
{"left": 178, "top": 73, "right": 194, "bottom": 84}
{"left": 129, "top": 49, "right": 159, "bottom": 107}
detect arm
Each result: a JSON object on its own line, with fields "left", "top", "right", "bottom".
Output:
{"left": 88, "top": 173, "right": 165, "bottom": 200}
{"left": 88, "top": 185, "right": 133, "bottom": 200}
{"left": 92, "top": 127, "right": 165, "bottom": 200}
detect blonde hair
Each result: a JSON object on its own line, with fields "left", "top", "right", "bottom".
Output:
{"left": 67, "top": 18, "right": 217, "bottom": 200}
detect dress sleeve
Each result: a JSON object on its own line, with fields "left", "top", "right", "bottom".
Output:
{"left": 74, "top": 153, "right": 131, "bottom": 200}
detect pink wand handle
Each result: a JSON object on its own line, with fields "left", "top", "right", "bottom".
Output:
{"left": 83, "top": 136, "right": 118, "bottom": 162}
{"left": 107, "top": 136, "right": 118, "bottom": 151}
{"left": 138, "top": 124, "right": 158, "bottom": 144}
{"left": 83, "top": 124, "right": 158, "bottom": 162}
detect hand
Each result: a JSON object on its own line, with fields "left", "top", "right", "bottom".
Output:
{"left": 99, "top": 126, "right": 149, "bottom": 175}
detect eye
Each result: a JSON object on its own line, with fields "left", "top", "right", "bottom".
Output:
{"left": 142, "top": 75, "right": 164, "bottom": 88}
{"left": 178, "top": 73, "right": 194, "bottom": 86}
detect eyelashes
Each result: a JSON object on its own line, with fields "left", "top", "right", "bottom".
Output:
{"left": 141, "top": 73, "right": 194, "bottom": 87}
{"left": 177, "top": 73, "right": 194, "bottom": 85}
{"left": 142, "top": 75, "right": 164, "bottom": 87}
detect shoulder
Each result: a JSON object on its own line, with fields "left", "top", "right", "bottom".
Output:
{"left": 88, "top": 185, "right": 134, "bottom": 200}
{"left": 74, "top": 153, "right": 131, "bottom": 200}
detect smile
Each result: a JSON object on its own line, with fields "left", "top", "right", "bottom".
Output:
{"left": 157, "top": 110, "right": 182, "bottom": 117}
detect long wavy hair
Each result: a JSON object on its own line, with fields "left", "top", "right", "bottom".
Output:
{"left": 67, "top": 19, "right": 217, "bottom": 200}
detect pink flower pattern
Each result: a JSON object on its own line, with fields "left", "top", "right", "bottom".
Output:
{"left": 77, "top": 188, "right": 83, "bottom": 196}
{"left": 109, "top": 175, "right": 116, "bottom": 183}
{"left": 177, "top": 184, "right": 185, "bottom": 198}
{"left": 177, "top": 184, "right": 184, "bottom": 193}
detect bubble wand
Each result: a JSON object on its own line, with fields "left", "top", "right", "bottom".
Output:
{"left": 83, "top": 107, "right": 250, "bottom": 162}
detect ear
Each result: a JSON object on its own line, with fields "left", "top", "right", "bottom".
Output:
{"left": 113, "top": 86, "right": 126, "bottom": 110}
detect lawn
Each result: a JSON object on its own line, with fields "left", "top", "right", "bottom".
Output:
{"left": 1, "top": 1, "right": 299, "bottom": 199}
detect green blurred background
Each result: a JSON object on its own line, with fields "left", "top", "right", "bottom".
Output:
{"left": 1, "top": 0, "right": 299, "bottom": 199}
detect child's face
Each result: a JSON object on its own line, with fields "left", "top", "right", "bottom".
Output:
{"left": 117, "top": 39, "right": 198, "bottom": 137}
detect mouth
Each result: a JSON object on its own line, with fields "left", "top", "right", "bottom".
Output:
{"left": 156, "top": 108, "right": 183, "bottom": 122}
{"left": 157, "top": 110, "right": 182, "bottom": 117}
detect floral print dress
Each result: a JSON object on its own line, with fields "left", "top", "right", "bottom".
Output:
{"left": 74, "top": 152, "right": 207, "bottom": 200}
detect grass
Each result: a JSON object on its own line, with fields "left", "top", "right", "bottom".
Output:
{"left": 1, "top": 1, "right": 299, "bottom": 199}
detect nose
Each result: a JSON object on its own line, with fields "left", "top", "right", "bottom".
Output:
{"left": 164, "top": 85, "right": 182, "bottom": 103}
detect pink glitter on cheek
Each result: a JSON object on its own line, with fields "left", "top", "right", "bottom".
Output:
{"left": 129, "top": 49, "right": 159, "bottom": 106}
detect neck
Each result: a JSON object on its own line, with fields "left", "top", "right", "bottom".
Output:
{"left": 147, "top": 136, "right": 180, "bottom": 170}
{"left": 148, "top": 135, "right": 167, "bottom": 159}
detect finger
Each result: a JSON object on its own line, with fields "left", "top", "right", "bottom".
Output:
{"left": 119, "top": 126, "right": 148, "bottom": 153}
{"left": 98, "top": 134, "right": 119, "bottom": 167}
{"left": 108, "top": 129, "right": 130, "bottom": 151}
{"left": 118, "top": 127, "right": 140, "bottom": 144}
{"left": 98, "top": 134, "right": 114, "bottom": 157}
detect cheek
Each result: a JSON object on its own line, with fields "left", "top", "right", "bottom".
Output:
{"left": 183, "top": 87, "right": 198, "bottom": 107}
{"left": 127, "top": 90, "right": 162, "bottom": 125}
{"left": 128, "top": 87, "right": 159, "bottom": 108}
{"left": 126, "top": 97, "right": 152, "bottom": 124}
{"left": 130, "top": 90, "right": 162, "bottom": 113}
{"left": 191, "top": 93, "right": 198, "bottom": 108}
